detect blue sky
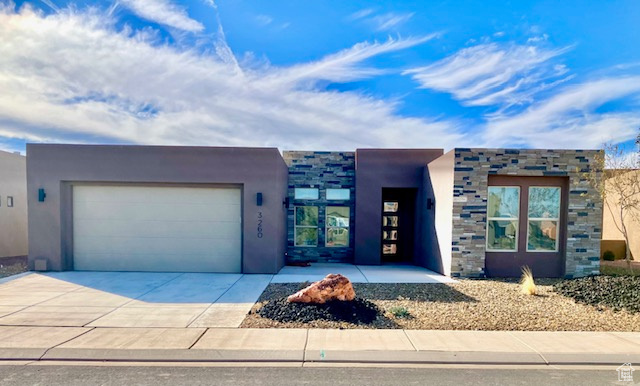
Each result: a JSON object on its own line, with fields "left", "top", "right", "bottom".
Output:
{"left": 1, "top": 0, "right": 639, "bottom": 154}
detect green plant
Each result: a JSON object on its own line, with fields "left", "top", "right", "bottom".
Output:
{"left": 389, "top": 306, "right": 411, "bottom": 319}
{"left": 520, "top": 266, "right": 537, "bottom": 295}
{"left": 603, "top": 250, "right": 616, "bottom": 261}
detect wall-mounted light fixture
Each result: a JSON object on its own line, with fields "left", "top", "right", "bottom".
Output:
{"left": 282, "top": 197, "right": 290, "bottom": 208}
{"left": 427, "top": 198, "right": 434, "bottom": 210}
{"left": 256, "top": 192, "right": 263, "bottom": 206}
{"left": 38, "top": 188, "right": 46, "bottom": 202}
{"left": 7, "top": 196, "right": 13, "bottom": 207}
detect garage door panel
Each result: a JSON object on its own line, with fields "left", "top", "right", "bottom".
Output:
{"left": 73, "top": 185, "right": 242, "bottom": 273}
{"left": 74, "top": 202, "right": 240, "bottom": 222}
{"left": 74, "top": 219, "right": 241, "bottom": 239}
{"left": 74, "top": 186, "right": 240, "bottom": 205}
{"left": 74, "top": 253, "right": 240, "bottom": 273}
{"left": 75, "top": 236, "right": 241, "bottom": 256}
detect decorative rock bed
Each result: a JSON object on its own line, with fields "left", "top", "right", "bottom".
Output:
{"left": 242, "top": 279, "right": 640, "bottom": 331}
{"left": 257, "top": 297, "right": 380, "bottom": 324}
{"left": 554, "top": 275, "right": 640, "bottom": 313}
{"left": 257, "top": 273, "right": 381, "bottom": 325}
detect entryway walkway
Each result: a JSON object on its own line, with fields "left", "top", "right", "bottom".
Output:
{"left": 273, "top": 263, "right": 455, "bottom": 284}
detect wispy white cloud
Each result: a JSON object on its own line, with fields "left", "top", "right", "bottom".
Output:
{"left": 371, "top": 12, "right": 414, "bottom": 31}
{"left": 404, "top": 43, "right": 571, "bottom": 108}
{"left": 265, "top": 34, "right": 439, "bottom": 87}
{"left": 0, "top": 5, "right": 465, "bottom": 151}
{"left": 348, "top": 9, "right": 413, "bottom": 31}
{"left": 255, "top": 14, "right": 272, "bottom": 26}
{"left": 527, "top": 34, "right": 549, "bottom": 43}
{"left": 39, "top": 0, "right": 59, "bottom": 12}
{"left": 119, "top": 0, "right": 204, "bottom": 32}
{"left": 482, "top": 77, "right": 640, "bottom": 148}
{"left": 347, "top": 8, "right": 374, "bottom": 21}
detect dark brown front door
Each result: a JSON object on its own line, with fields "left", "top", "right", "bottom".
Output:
{"left": 485, "top": 176, "right": 569, "bottom": 278}
{"left": 381, "top": 188, "right": 416, "bottom": 263}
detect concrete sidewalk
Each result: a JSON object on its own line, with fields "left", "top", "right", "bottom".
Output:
{"left": 0, "top": 327, "right": 638, "bottom": 366}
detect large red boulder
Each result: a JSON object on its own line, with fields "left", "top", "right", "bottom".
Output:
{"left": 287, "top": 274, "right": 356, "bottom": 304}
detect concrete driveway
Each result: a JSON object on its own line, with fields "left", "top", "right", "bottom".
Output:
{"left": 0, "top": 272, "right": 272, "bottom": 328}
{"left": 0, "top": 264, "right": 453, "bottom": 330}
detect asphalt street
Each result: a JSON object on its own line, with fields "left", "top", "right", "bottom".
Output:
{"left": 0, "top": 365, "right": 621, "bottom": 386}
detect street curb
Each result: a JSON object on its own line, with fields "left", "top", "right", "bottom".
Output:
{"left": 42, "top": 348, "right": 304, "bottom": 362}
{"left": 0, "top": 348, "right": 636, "bottom": 365}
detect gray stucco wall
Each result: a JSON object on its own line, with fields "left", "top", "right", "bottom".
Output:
{"left": 354, "top": 148, "right": 444, "bottom": 266}
{"left": 26, "top": 144, "right": 288, "bottom": 274}
{"left": 451, "top": 148, "right": 602, "bottom": 278}
{"left": 0, "top": 150, "right": 28, "bottom": 258}
{"left": 282, "top": 151, "right": 355, "bottom": 263}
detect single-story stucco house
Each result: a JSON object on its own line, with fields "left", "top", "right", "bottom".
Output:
{"left": 26, "top": 144, "right": 602, "bottom": 278}
{"left": 0, "top": 149, "right": 28, "bottom": 259}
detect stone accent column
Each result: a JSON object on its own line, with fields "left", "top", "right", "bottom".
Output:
{"left": 451, "top": 148, "right": 602, "bottom": 278}
{"left": 283, "top": 151, "right": 355, "bottom": 263}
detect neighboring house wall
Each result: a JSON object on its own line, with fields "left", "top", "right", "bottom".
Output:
{"left": 0, "top": 150, "right": 27, "bottom": 258}
{"left": 283, "top": 151, "right": 355, "bottom": 263}
{"left": 450, "top": 148, "right": 602, "bottom": 278}
{"left": 602, "top": 169, "right": 640, "bottom": 260}
{"left": 27, "top": 144, "right": 289, "bottom": 274}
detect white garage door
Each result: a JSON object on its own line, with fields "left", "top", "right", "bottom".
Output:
{"left": 73, "top": 185, "right": 242, "bottom": 272}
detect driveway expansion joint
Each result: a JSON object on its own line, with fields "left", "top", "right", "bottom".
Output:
{"left": 37, "top": 327, "right": 95, "bottom": 361}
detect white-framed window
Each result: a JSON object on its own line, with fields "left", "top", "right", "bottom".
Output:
{"left": 294, "top": 188, "right": 319, "bottom": 200}
{"left": 486, "top": 186, "right": 520, "bottom": 252}
{"left": 527, "top": 186, "right": 561, "bottom": 252}
{"left": 294, "top": 206, "right": 318, "bottom": 247}
{"left": 326, "top": 206, "right": 349, "bottom": 247}
{"left": 326, "top": 188, "right": 350, "bottom": 200}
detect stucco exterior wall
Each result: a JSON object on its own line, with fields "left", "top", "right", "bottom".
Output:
{"left": 0, "top": 150, "right": 27, "bottom": 258}
{"left": 27, "top": 144, "right": 288, "bottom": 274}
{"left": 424, "top": 150, "right": 455, "bottom": 276}
{"left": 602, "top": 169, "right": 640, "bottom": 260}
{"left": 451, "top": 148, "right": 602, "bottom": 278}
{"left": 354, "top": 148, "right": 443, "bottom": 265}
{"left": 283, "top": 151, "right": 355, "bottom": 263}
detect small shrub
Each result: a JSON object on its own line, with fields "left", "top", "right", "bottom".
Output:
{"left": 602, "top": 250, "right": 616, "bottom": 261}
{"left": 520, "top": 266, "right": 537, "bottom": 295}
{"left": 389, "top": 306, "right": 411, "bottom": 319}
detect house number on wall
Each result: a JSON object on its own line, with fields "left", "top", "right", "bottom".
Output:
{"left": 257, "top": 212, "right": 264, "bottom": 238}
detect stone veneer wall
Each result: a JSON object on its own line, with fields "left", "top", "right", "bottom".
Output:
{"left": 451, "top": 148, "right": 602, "bottom": 278}
{"left": 283, "top": 151, "right": 355, "bottom": 263}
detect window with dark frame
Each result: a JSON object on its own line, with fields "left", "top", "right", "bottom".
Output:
{"left": 326, "top": 206, "right": 349, "bottom": 247}
{"left": 294, "top": 206, "right": 318, "bottom": 247}
{"left": 486, "top": 186, "right": 520, "bottom": 252}
{"left": 527, "top": 187, "right": 561, "bottom": 252}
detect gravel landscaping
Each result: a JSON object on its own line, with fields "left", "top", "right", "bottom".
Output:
{"left": 0, "top": 256, "right": 27, "bottom": 279}
{"left": 241, "top": 279, "right": 640, "bottom": 331}
{"left": 554, "top": 275, "right": 640, "bottom": 314}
